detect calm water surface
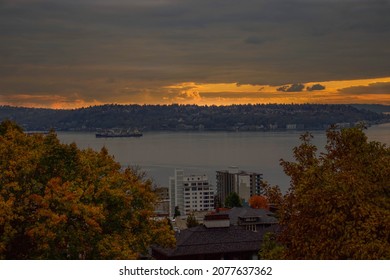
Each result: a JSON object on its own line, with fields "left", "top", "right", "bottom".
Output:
{"left": 57, "top": 123, "right": 389, "bottom": 193}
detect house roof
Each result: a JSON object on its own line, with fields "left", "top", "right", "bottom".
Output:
{"left": 225, "top": 207, "right": 278, "bottom": 225}
{"left": 153, "top": 224, "right": 278, "bottom": 257}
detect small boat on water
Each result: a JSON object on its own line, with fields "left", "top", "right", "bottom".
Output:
{"left": 95, "top": 129, "right": 143, "bottom": 138}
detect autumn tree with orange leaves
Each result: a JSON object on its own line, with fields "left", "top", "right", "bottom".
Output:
{"left": 249, "top": 195, "right": 269, "bottom": 210}
{"left": 277, "top": 125, "right": 390, "bottom": 259}
{"left": 0, "top": 120, "right": 175, "bottom": 259}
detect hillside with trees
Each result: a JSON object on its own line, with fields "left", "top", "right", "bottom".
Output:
{"left": 0, "top": 104, "right": 387, "bottom": 132}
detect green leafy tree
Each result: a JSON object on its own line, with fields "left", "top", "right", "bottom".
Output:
{"left": 278, "top": 126, "right": 390, "bottom": 259}
{"left": 186, "top": 212, "right": 199, "bottom": 228}
{"left": 173, "top": 206, "right": 181, "bottom": 218}
{"left": 224, "top": 192, "right": 242, "bottom": 208}
{"left": 0, "top": 121, "right": 175, "bottom": 259}
{"left": 259, "top": 232, "right": 285, "bottom": 260}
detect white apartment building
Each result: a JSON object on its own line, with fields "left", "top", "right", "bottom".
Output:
{"left": 169, "top": 169, "right": 215, "bottom": 216}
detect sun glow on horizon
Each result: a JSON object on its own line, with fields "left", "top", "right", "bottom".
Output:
{"left": 164, "top": 77, "right": 390, "bottom": 106}
{"left": 1, "top": 77, "right": 390, "bottom": 109}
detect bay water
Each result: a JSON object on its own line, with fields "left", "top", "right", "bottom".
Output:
{"left": 57, "top": 123, "right": 389, "bottom": 193}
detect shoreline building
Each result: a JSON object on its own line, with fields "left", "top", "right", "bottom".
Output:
{"left": 216, "top": 166, "right": 263, "bottom": 206}
{"left": 169, "top": 169, "right": 215, "bottom": 216}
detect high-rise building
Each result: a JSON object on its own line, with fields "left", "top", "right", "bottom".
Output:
{"left": 169, "top": 169, "right": 184, "bottom": 217}
{"left": 169, "top": 169, "right": 215, "bottom": 216}
{"left": 216, "top": 166, "right": 263, "bottom": 206}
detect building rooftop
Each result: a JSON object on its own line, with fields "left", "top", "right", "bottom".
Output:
{"left": 225, "top": 207, "right": 278, "bottom": 225}
{"left": 152, "top": 224, "right": 278, "bottom": 259}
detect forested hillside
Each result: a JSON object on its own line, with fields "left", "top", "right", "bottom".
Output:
{"left": 0, "top": 104, "right": 387, "bottom": 132}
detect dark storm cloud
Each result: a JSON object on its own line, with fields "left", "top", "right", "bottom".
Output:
{"left": 338, "top": 82, "right": 390, "bottom": 95}
{"left": 1, "top": 0, "right": 390, "bottom": 105}
{"left": 307, "top": 84, "right": 326, "bottom": 91}
{"left": 277, "top": 84, "right": 305, "bottom": 92}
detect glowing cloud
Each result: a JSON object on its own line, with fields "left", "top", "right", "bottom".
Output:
{"left": 163, "top": 77, "right": 390, "bottom": 106}
{"left": 0, "top": 93, "right": 102, "bottom": 109}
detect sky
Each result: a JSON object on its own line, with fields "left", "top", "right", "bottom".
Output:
{"left": 1, "top": 0, "right": 390, "bottom": 109}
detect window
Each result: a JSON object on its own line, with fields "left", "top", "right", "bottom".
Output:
{"left": 246, "top": 224, "right": 257, "bottom": 232}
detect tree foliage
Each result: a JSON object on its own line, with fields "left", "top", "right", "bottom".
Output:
{"left": 1, "top": 104, "right": 385, "bottom": 132}
{"left": 278, "top": 126, "right": 390, "bottom": 259}
{"left": 224, "top": 192, "right": 242, "bottom": 208}
{"left": 186, "top": 212, "right": 199, "bottom": 228}
{"left": 262, "top": 181, "right": 283, "bottom": 210}
{"left": 173, "top": 206, "right": 181, "bottom": 218}
{"left": 259, "top": 232, "right": 285, "bottom": 260}
{"left": 249, "top": 195, "right": 269, "bottom": 210}
{"left": 0, "top": 121, "right": 175, "bottom": 259}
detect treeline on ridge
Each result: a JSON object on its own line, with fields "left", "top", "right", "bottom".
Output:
{"left": 0, "top": 104, "right": 387, "bottom": 132}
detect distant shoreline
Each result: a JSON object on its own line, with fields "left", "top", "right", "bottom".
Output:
{"left": 2, "top": 103, "right": 389, "bottom": 132}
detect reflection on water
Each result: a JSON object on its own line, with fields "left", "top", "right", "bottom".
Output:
{"left": 57, "top": 124, "right": 389, "bottom": 193}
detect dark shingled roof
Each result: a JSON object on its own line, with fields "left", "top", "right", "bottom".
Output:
{"left": 226, "top": 207, "right": 278, "bottom": 225}
{"left": 153, "top": 224, "right": 278, "bottom": 257}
